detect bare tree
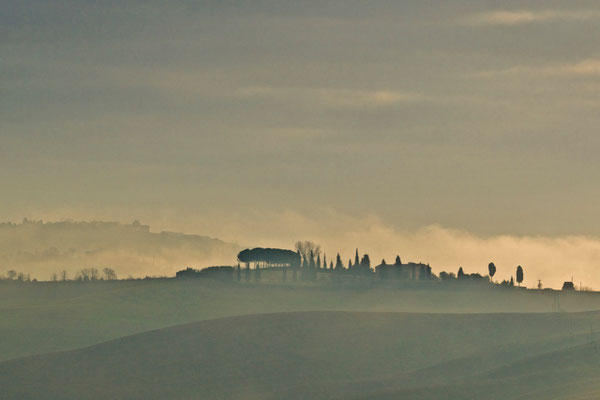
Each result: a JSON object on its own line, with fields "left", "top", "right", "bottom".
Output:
{"left": 103, "top": 268, "right": 117, "bottom": 280}
{"left": 17, "top": 272, "right": 30, "bottom": 282}
{"left": 77, "top": 269, "right": 89, "bottom": 281}
{"left": 76, "top": 268, "right": 99, "bottom": 281}
{"left": 295, "top": 241, "right": 321, "bottom": 266}
{"left": 50, "top": 272, "right": 58, "bottom": 282}
{"left": 6, "top": 270, "right": 17, "bottom": 280}
{"left": 60, "top": 270, "right": 68, "bottom": 281}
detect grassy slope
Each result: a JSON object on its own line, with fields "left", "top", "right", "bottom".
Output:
{"left": 1, "top": 311, "right": 600, "bottom": 400}
{"left": 2, "top": 271, "right": 600, "bottom": 361}
{"left": 366, "top": 343, "right": 600, "bottom": 400}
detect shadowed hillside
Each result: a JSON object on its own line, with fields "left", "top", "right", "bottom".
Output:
{"left": 5, "top": 278, "right": 600, "bottom": 362}
{"left": 0, "top": 220, "right": 241, "bottom": 278}
{"left": 2, "top": 311, "right": 600, "bottom": 400}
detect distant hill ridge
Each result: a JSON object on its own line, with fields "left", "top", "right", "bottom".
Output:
{"left": 0, "top": 219, "right": 241, "bottom": 279}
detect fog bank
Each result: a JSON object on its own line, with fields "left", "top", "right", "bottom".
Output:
{"left": 2, "top": 215, "right": 598, "bottom": 289}
{"left": 0, "top": 220, "right": 240, "bottom": 279}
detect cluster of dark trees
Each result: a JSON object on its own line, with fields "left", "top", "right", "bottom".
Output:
{"left": 233, "top": 243, "right": 434, "bottom": 282}
{"left": 438, "top": 263, "right": 524, "bottom": 287}
{"left": 1, "top": 268, "right": 119, "bottom": 283}
{"left": 48, "top": 268, "right": 117, "bottom": 282}
{"left": 176, "top": 265, "right": 267, "bottom": 282}
{"left": 232, "top": 244, "right": 533, "bottom": 288}
{"left": 2, "top": 270, "right": 35, "bottom": 282}
{"left": 71, "top": 267, "right": 117, "bottom": 282}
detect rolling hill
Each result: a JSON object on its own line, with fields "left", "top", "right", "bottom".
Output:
{"left": 2, "top": 311, "right": 600, "bottom": 399}
{"left": 4, "top": 277, "right": 600, "bottom": 362}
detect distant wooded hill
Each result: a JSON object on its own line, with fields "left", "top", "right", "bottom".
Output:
{"left": 0, "top": 219, "right": 241, "bottom": 279}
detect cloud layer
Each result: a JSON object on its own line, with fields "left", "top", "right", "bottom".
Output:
{"left": 477, "top": 58, "right": 600, "bottom": 78}
{"left": 2, "top": 214, "right": 600, "bottom": 290}
{"left": 4, "top": 0, "right": 600, "bottom": 266}
{"left": 465, "top": 9, "right": 600, "bottom": 25}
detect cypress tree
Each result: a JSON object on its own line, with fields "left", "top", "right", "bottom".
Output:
{"left": 488, "top": 262, "right": 496, "bottom": 281}
{"left": 516, "top": 265, "right": 524, "bottom": 286}
{"left": 335, "top": 253, "right": 344, "bottom": 270}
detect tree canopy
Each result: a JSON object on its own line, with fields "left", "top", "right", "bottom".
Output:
{"left": 237, "top": 248, "right": 300, "bottom": 267}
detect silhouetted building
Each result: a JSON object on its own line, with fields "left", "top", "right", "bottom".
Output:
{"left": 562, "top": 281, "right": 575, "bottom": 291}
{"left": 375, "top": 261, "right": 431, "bottom": 280}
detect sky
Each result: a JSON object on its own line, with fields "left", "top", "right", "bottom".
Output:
{"left": 3, "top": 0, "right": 600, "bottom": 287}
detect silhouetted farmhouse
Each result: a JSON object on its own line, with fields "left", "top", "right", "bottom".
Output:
{"left": 237, "top": 248, "right": 301, "bottom": 268}
{"left": 375, "top": 257, "right": 432, "bottom": 280}
{"left": 562, "top": 281, "right": 575, "bottom": 291}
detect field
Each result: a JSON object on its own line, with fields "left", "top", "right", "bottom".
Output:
{"left": 3, "top": 272, "right": 600, "bottom": 399}
{"left": 2, "top": 311, "right": 600, "bottom": 399}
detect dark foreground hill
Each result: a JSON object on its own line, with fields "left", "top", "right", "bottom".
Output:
{"left": 2, "top": 311, "right": 600, "bottom": 400}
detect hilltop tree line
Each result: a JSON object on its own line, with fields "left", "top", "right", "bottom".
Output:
{"left": 439, "top": 262, "right": 524, "bottom": 286}
{"left": 1, "top": 239, "right": 532, "bottom": 289}
{"left": 235, "top": 242, "right": 429, "bottom": 282}
{"left": 234, "top": 242, "right": 529, "bottom": 287}
{"left": 1, "top": 267, "right": 118, "bottom": 282}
